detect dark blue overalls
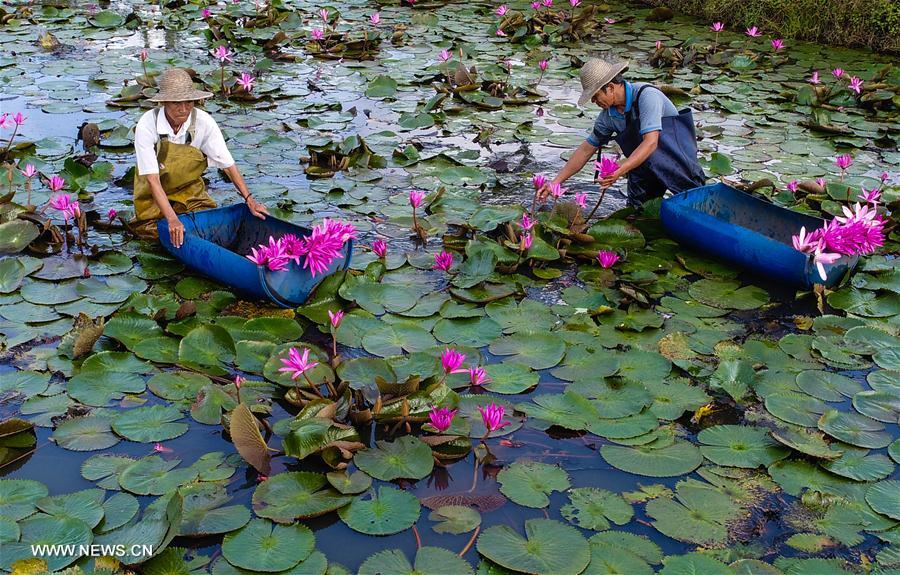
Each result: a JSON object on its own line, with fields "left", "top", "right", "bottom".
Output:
{"left": 608, "top": 85, "right": 707, "bottom": 208}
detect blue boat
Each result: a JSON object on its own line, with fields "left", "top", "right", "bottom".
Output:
{"left": 158, "top": 203, "right": 353, "bottom": 308}
{"left": 660, "top": 183, "right": 857, "bottom": 289}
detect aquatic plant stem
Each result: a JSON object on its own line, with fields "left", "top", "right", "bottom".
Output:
{"left": 584, "top": 186, "right": 608, "bottom": 223}
{"left": 220, "top": 62, "right": 226, "bottom": 96}
{"left": 458, "top": 526, "right": 480, "bottom": 557}
{"left": 2, "top": 125, "right": 19, "bottom": 157}
{"left": 411, "top": 524, "right": 422, "bottom": 549}
{"left": 301, "top": 371, "right": 326, "bottom": 399}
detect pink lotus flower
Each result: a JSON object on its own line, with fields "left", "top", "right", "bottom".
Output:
{"left": 328, "top": 309, "right": 344, "bottom": 329}
{"left": 521, "top": 213, "right": 534, "bottom": 230}
{"left": 107, "top": 208, "right": 117, "bottom": 221}
{"left": 834, "top": 154, "right": 853, "bottom": 171}
{"left": 538, "top": 60, "right": 548, "bottom": 72}
{"left": 236, "top": 72, "right": 255, "bottom": 92}
{"left": 521, "top": 232, "right": 533, "bottom": 250}
{"left": 48, "top": 175, "right": 65, "bottom": 192}
{"left": 409, "top": 190, "right": 425, "bottom": 208}
{"left": 532, "top": 174, "right": 546, "bottom": 189}
{"left": 596, "top": 250, "right": 620, "bottom": 268}
{"left": 575, "top": 192, "right": 587, "bottom": 208}
{"left": 438, "top": 49, "right": 452, "bottom": 62}
{"left": 140, "top": 48, "right": 149, "bottom": 61}
{"left": 433, "top": 250, "right": 454, "bottom": 271}
{"left": 496, "top": 4, "right": 508, "bottom": 16}
{"left": 813, "top": 249, "right": 841, "bottom": 281}
{"left": 278, "top": 347, "right": 319, "bottom": 380}
{"left": 478, "top": 403, "right": 511, "bottom": 432}
{"left": 792, "top": 226, "right": 819, "bottom": 253}
{"left": 655, "top": 40, "right": 662, "bottom": 50}
{"left": 496, "top": 28, "right": 506, "bottom": 37}
{"left": 247, "top": 236, "right": 290, "bottom": 271}
{"left": 234, "top": 375, "right": 244, "bottom": 389}
{"left": 428, "top": 407, "right": 457, "bottom": 432}
{"left": 468, "top": 366, "right": 491, "bottom": 386}
{"left": 0, "top": 114, "right": 9, "bottom": 129}
{"left": 370, "top": 12, "right": 380, "bottom": 24}
{"left": 569, "top": 0, "right": 580, "bottom": 6}
{"left": 298, "top": 219, "right": 356, "bottom": 277}
{"left": 809, "top": 71, "right": 820, "bottom": 84}
{"left": 848, "top": 76, "right": 863, "bottom": 94}
{"left": 531, "top": 1, "right": 540, "bottom": 8}
{"left": 20, "top": 164, "right": 36, "bottom": 178}
{"left": 595, "top": 156, "right": 619, "bottom": 178}
{"left": 816, "top": 177, "right": 827, "bottom": 188}
{"left": 318, "top": 8, "right": 328, "bottom": 21}
{"left": 202, "top": 8, "right": 211, "bottom": 18}
{"left": 440, "top": 348, "right": 467, "bottom": 374}
{"left": 549, "top": 182, "right": 564, "bottom": 199}
{"left": 541, "top": 0, "right": 552, "bottom": 7}
{"left": 832, "top": 68, "right": 844, "bottom": 78}
{"left": 12, "top": 113, "right": 25, "bottom": 126}
{"left": 745, "top": 26, "right": 761, "bottom": 37}
{"left": 212, "top": 45, "right": 233, "bottom": 63}
{"left": 711, "top": 22, "right": 724, "bottom": 32}
{"left": 858, "top": 187, "right": 880, "bottom": 204}
{"left": 880, "top": 172, "right": 889, "bottom": 183}
{"left": 49, "top": 193, "right": 73, "bottom": 212}
{"left": 153, "top": 443, "right": 173, "bottom": 453}
{"left": 771, "top": 38, "right": 784, "bottom": 51}
{"left": 787, "top": 180, "right": 799, "bottom": 193}
{"left": 372, "top": 239, "right": 387, "bottom": 258}
{"left": 604, "top": 17, "right": 616, "bottom": 24}
{"left": 311, "top": 29, "right": 324, "bottom": 41}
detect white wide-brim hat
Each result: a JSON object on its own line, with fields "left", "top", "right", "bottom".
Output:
{"left": 148, "top": 68, "right": 214, "bottom": 102}
{"left": 577, "top": 58, "right": 629, "bottom": 107}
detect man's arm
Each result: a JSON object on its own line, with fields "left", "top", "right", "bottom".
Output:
{"left": 537, "top": 140, "right": 598, "bottom": 200}
{"left": 223, "top": 164, "right": 268, "bottom": 219}
{"left": 144, "top": 173, "right": 187, "bottom": 248}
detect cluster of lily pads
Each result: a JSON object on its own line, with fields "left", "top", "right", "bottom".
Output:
{"left": 1, "top": 0, "right": 899, "bottom": 574}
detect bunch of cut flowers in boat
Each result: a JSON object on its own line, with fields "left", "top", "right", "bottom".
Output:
{"left": 245, "top": 218, "right": 355, "bottom": 277}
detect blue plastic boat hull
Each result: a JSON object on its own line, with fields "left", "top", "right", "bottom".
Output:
{"left": 158, "top": 204, "right": 352, "bottom": 307}
{"left": 660, "top": 183, "right": 856, "bottom": 289}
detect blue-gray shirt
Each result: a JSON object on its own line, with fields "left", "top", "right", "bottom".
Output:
{"left": 585, "top": 82, "right": 679, "bottom": 148}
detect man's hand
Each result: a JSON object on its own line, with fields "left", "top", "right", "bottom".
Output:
{"left": 167, "top": 216, "right": 185, "bottom": 249}
{"left": 536, "top": 179, "right": 560, "bottom": 202}
{"left": 246, "top": 195, "right": 269, "bottom": 220}
{"left": 599, "top": 167, "right": 625, "bottom": 190}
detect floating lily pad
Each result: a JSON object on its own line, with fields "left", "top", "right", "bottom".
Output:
{"left": 252, "top": 471, "right": 353, "bottom": 522}
{"left": 488, "top": 332, "right": 565, "bottom": 369}
{"left": 112, "top": 405, "right": 189, "bottom": 443}
{"left": 852, "top": 390, "right": 900, "bottom": 423}
{"left": 646, "top": 481, "right": 741, "bottom": 546}
{"left": 477, "top": 518, "right": 590, "bottom": 575}
{"left": 796, "top": 371, "right": 863, "bottom": 402}
{"left": 353, "top": 436, "right": 434, "bottom": 481}
{"left": 428, "top": 506, "right": 481, "bottom": 535}
{"left": 561, "top": 488, "right": 633, "bottom": 531}
{"left": 338, "top": 486, "right": 420, "bottom": 536}
{"left": 36, "top": 488, "right": 105, "bottom": 528}
{"left": 770, "top": 427, "right": 843, "bottom": 460}
{"left": 0, "top": 514, "right": 93, "bottom": 571}
{"left": 0, "top": 220, "right": 40, "bottom": 254}
{"left": 698, "top": 425, "right": 790, "bottom": 468}
{"left": 601, "top": 441, "right": 702, "bottom": 477}
{"left": 498, "top": 460, "right": 570, "bottom": 509}
{"left": 688, "top": 279, "right": 770, "bottom": 310}
{"left": 52, "top": 415, "right": 120, "bottom": 451}
{"left": 818, "top": 410, "right": 892, "bottom": 449}
{"left": 0, "top": 478, "right": 48, "bottom": 520}
{"left": 821, "top": 447, "right": 894, "bottom": 481}
{"left": 358, "top": 547, "right": 474, "bottom": 575}
{"left": 222, "top": 518, "right": 314, "bottom": 572}
{"left": 866, "top": 480, "right": 900, "bottom": 521}
{"left": 659, "top": 553, "right": 733, "bottom": 575}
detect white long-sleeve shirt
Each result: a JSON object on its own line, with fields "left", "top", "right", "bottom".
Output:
{"left": 134, "top": 107, "right": 236, "bottom": 176}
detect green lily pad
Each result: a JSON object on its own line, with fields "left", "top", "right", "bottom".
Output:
{"left": 561, "top": 488, "right": 633, "bottom": 531}
{"left": 358, "top": 547, "right": 474, "bottom": 575}
{"left": 222, "top": 518, "right": 314, "bottom": 572}
{"left": 488, "top": 332, "right": 565, "bottom": 369}
{"left": 20, "top": 280, "right": 81, "bottom": 305}
{"left": 0, "top": 370, "right": 50, "bottom": 396}
{"left": 147, "top": 372, "right": 209, "bottom": 401}
{"left": 818, "top": 409, "right": 892, "bottom": 448}
{"left": 353, "top": 436, "right": 434, "bottom": 481}
{"left": 688, "top": 279, "right": 770, "bottom": 310}
{"left": 362, "top": 323, "right": 436, "bottom": 357}
{"left": 327, "top": 471, "right": 373, "bottom": 495}
{"left": 428, "top": 506, "right": 481, "bottom": 535}
{"left": 338, "top": 486, "right": 420, "bottom": 536}
{"left": 498, "top": 460, "right": 570, "bottom": 509}
{"left": 821, "top": 447, "right": 894, "bottom": 481}
{"left": 770, "top": 427, "right": 843, "bottom": 460}
{"left": 104, "top": 313, "right": 164, "bottom": 349}
{"left": 646, "top": 481, "right": 742, "bottom": 546}
{"left": 796, "top": 371, "right": 863, "bottom": 402}
{"left": 482, "top": 362, "right": 538, "bottom": 394}
{"left": 112, "top": 405, "right": 189, "bottom": 443}
{"left": 852, "top": 390, "right": 900, "bottom": 423}
{"left": 68, "top": 371, "right": 145, "bottom": 406}
{"left": 118, "top": 456, "right": 197, "bottom": 496}
{"left": 0, "top": 514, "right": 93, "bottom": 571}
{"left": 0, "top": 258, "right": 26, "bottom": 293}
{"left": 97, "top": 492, "right": 140, "bottom": 533}
{"left": 37, "top": 488, "right": 105, "bottom": 528}
{"left": 476, "top": 518, "right": 590, "bottom": 575}
{"left": 698, "top": 425, "right": 790, "bottom": 468}
{"left": 0, "top": 220, "right": 40, "bottom": 254}
{"left": 866, "top": 480, "right": 900, "bottom": 521}
{"left": 179, "top": 325, "right": 235, "bottom": 369}
{"left": 51, "top": 415, "right": 120, "bottom": 451}
{"left": 659, "top": 553, "right": 733, "bottom": 575}
{"left": 0, "top": 478, "right": 48, "bottom": 520}
{"left": 177, "top": 483, "right": 252, "bottom": 537}
{"left": 601, "top": 441, "right": 702, "bottom": 477}
{"left": 765, "top": 392, "right": 829, "bottom": 427}
{"left": 252, "top": 471, "right": 353, "bottom": 522}
{"left": 827, "top": 288, "right": 900, "bottom": 317}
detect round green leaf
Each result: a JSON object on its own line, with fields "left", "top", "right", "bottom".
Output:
{"left": 477, "top": 518, "right": 590, "bottom": 575}
{"left": 428, "top": 506, "right": 481, "bottom": 535}
{"left": 52, "top": 415, "right": 120, "bottom": 451}
{"left": 338, "top": 486, "right": 420, "bottom": 536}
{"left": 222, "top": 518, "right": 314, "bottom": 572}
{"left": 498, "top": 460, "right": 570, "bottom": 509}
{"left": 818, "top": 410, "right": 891, "bottom": 448}
{"left": 852, "top": 390, "right": 900, "bottom": 423}
{"left": 353, "top": 436, "right": 434, "bottom": 481}
{"left": 688, "top": 279, "right": 770, "bottom": 310}
{"left": 698, "top": 425, "right": 790, "bottom": 468}
{"left": 866, "top": 480, "right": 900, "bottom": 520}
{"left": 796, "top": 371, "right": 862, "bottom": 402}
{"left": 252, "top": 471, "right": 353, "bottom": 522}
{"left": 0, "top": 479, "right": 48, "bottom": 520}
{"left": 561, "top": 488, "right": 633, "bottom": 531}
{"left": 821, "top": 447, "right": 894, "bottom": 481}
{"left": 358, "top": 547, "right": 474, "bottom": 575}
{"left": 112, "top": 405, "right": 189, "bottom": 443}
{"left": 488, "top": 332, "right": 565, "bottom": 369}
{"left": 601, "top": 441, "right": 702, "bottom": 477}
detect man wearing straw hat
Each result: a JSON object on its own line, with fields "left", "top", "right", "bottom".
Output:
{"left": 538, "top": 57, "right": 706, "bottom": 209}
{"left": 132, "top": 67, "right": 268, "bottom": 247}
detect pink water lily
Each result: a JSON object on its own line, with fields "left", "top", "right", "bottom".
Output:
{"left": 140, "top": 48, "right": 149, "bottom": 61}
{"left": 212, "top": 45, "right": 233, "bottom": 63}
{"left": 328, "top": 309, "right": 344, "bottom": 329}
{"left": 440, "top": 348, "right": 467, "bottom": 374}
{"left": 49, "top": 193, "right": 73, "bottom": 212}
{"left": 575, "top": 192, "right": 587, "bottom": 208}
{"left": 153, "top": 443, "right": 173, "bottom": 453}
{"left": 520, "top": 213, "right": 534, "bottom": 230}
{"left": 107, "top": 208, "right": 117, "bottom": 221}
{"left": 792, "top": 226, "right": 819, "bottom": 253}
{"left": 496, "top": 5, "right": 507, "bottom": 16}
{"left": 711, "top": 22, "right": 724, "bottom": 32}
{"left": 478, "top": 403, "right": 511, "bottom": 432}
{"left": 848, "top": 76, "right": 863, "bottom": 94}
{"left": 596, "top": 250, "right": 620, "bottom": 268}
{"left": 538, "top": 59, "right": 548, "bottom": 72}
{"left": 541, "top": 0, "right": 553, "bottom": 7}
{"left": 770, "top": 38, "right": 784, "bottom": 51}
{"left": 569, "top": 0, "right": 580, "bottom": 6}
{"left": 372, "top": 239, "right": 387, "bottom": 258}
{"left": 468, "top": 366, "right": 492, "bottom": 387}
{"left": 409, "top": 190, "right": 425, "bottom": 208}
{"left": 832, "top": 68, "right": 844, "bottom": 78}
{"left": 816, "top": 177, "right": 827, "bottom": 188}
{"left": 428, "top": 407, "right": 457, "bottom": 432}
{"left": 48, "top": 175, "right": 65, "bottom": 192}
{"left": 532, "top": 174, "right": 546, "bottom": 189}
{"left": 521, "top": 232, "right": 533, "bottom": 250}
{"left": 0, "top": 114, "right": 9, "bottom": 129}
{"left": 20, "top": 164, "right": 36, "bottom": 178}
{"left": 433, "top": 250, "right": 454, "bottom": 272}
{"left": 834, "top": 154, "right": 853, "bottom": 171}
{"left": 247, "top": 236, "right": 289, "bottom": 271}
{"left": 858, "top": 187, "right": 880, "bottom": 204}
{"left": 236, "top": 72, "right": 255, "bottom": 92}
{"left": 300, "top": 219, "right": 356, "bottom": 277}
{"left": 439, "top": 49, "right": 451, "bottom": 62}
{"left": 813, "top": 249, "right": 841, "bottom": 281}
{"left": 880, "top": 172, "right": 889, "bottom": 183}
{"left": 604, "top": 17, "right": 615, "bottom": 24}
{"left": 234, "top": 375, "right": 244, "bottom": 389}
{"left": 531, "top": 1, "right": 540, "bottom": 8}
{"left": 787, "top": 180, "right": 799, "bottom": 193}
{"left": 202, "top": 8, "right": 211, "bottom": 18}
{"left": 595, "top": 156, "right": 620, "bottom": 178}
{"left": 549, "top": 182, "right": 564, "bottom": 199}
{"left": 318, "top": 8, "right": 328, "bottom": 21}
{"left": 12, "top": 113, "right": 25, "bottom": 126}
{"left": 655, "top": 40, "right": 662, "bottom": 50}
{"left": 496, "top": 28, "right": 506, "bottom": 37}
{"left": 278, "top": 347, "right": 319, "bottom": 380}
{"left": 809, "top": 71, "right": 820, "bottom": 84}
{"left": 745, "top": 26, "right": 761, "bottom": 37}
{"left": 311, "top": 29, "right": 324, "bottom": 41}
{"left": 369, "top": 12, "right": 380, "bottom": 24}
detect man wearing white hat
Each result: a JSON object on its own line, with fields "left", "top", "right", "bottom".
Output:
{"left": 132, "top": 67, "right": 268, "bottom": 247}
{"left": 538, "top": 58, "right": 706, "bottom": 209}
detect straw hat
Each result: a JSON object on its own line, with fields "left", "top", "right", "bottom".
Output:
{"left": 577, "top": 58, "right": 629, "bottom": 107}
{"left": 149, "top": 68, "right": 213, "bottom": 102}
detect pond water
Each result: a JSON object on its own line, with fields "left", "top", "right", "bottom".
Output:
{"left": 1, "top": 0, "right": 899, "bottom": 574}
